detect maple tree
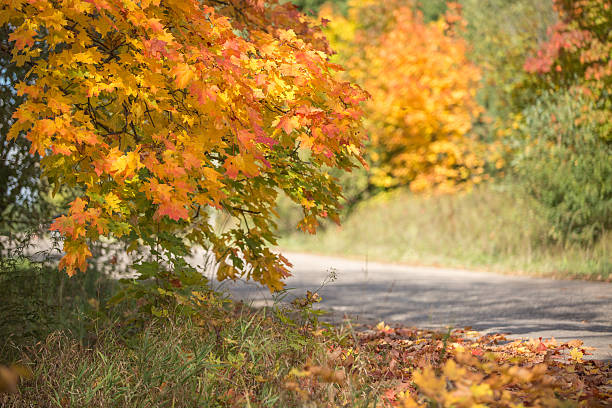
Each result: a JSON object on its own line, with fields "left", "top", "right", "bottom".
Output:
{"left": 321, "top": 1, "right": 498, "bottom": 193}
{"left": 3, "top": 0, "right": 367, "bottom": 291}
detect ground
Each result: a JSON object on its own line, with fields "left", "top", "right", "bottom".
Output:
{"left": 227, "top": 252, "right": 612, "bottom": 360}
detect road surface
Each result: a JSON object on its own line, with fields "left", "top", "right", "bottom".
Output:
{"left": 224, "top": 252, "right": 612, "bottom": 360}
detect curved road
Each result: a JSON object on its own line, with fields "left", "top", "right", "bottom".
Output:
{"left": 226, "top": 252, "right": 612, "bottom": 360}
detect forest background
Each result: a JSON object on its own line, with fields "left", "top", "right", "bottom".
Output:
{"left": 279, "top": 0, "right": 611, "bottom": 279}
{"left": 1, "top": 0, "right": 609, "bottom": 279}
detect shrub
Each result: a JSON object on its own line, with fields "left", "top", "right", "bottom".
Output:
{"left": 513, "top": 90, "right": 611, "bottom": 245}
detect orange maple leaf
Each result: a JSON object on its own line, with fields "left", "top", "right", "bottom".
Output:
{"left": 156, "top": 200, "right": 189, "bottom": 221}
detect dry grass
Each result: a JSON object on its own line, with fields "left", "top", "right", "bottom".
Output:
{"left": 2, "top": 307, "right": 610, "bottom": 407}
{"left": 280, "top": 184, "right": 611, "bottom": 280}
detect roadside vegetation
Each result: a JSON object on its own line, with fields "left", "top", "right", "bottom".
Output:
{"left": 279, "top": 184, "right": 611, "bottom": 280}
{"left": 279, "top": 0, "right": 611, "bottom": 281}
{"left": 2, "top": 264, "right": 611, "bottom": 407}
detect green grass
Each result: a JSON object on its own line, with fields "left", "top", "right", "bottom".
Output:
{"left": 279, "top": 184, "right": 611, "bottom": 280}
{"left": 1, "top": 258, "right": 610, "bottom": 407}
{"left": 0, "top": 263, "right": 381, "bottom": 407}
{"left": 2, "top": 309, "right": 353, "bottom": 407}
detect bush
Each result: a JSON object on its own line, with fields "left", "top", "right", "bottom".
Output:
{"left": 513, "top": 90, "right": 612, "bottom": 245}
{"left": 0, "top": 257, "right": 115, "bottom": 361}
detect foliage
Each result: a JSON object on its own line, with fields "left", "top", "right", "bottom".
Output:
{"left": 275, "top": 162, "right": 369, "bottom": 234}
{"left": 459, "top": 0, "right": 555, "bottom": 118}
{"left": 2, "top": 308, "right": 610, "bottom": 406}
{"left": 281, "top": 185, "right": 611, "bottom": 280}
{"left": 0, "top": 25, "right": 58, "bottom": 237}
{"left": 417, "top": 0, "right": 447, "bottom": 23}
{"left": 322, "top": 1, "right": 498, "bottom": 193}
{"left": 289, "top": 0, "right": 347, "bottom": 15}
{"left": 356, "top": 324, "right": 611, "bottom": 407}
{"left": 525, "top": 0, "right": 612, "bottom": 99}
{"left": 523, "top": 0, "right": 611, "bottom": 140}
{"left": 108, "top": 256, "right": 215, "bottom": 321}
{"left": 4, "top": 0, "right": 367, "bottom": 291}
{"left": 517, "top": 0, "right": 611, "bottom": 245}
{"left": 513, "top": 90, "right": 611, "bottom": 245}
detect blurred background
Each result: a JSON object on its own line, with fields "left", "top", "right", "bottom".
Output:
{"left": 276, "top": 0, "right": 611, "bottom": 280}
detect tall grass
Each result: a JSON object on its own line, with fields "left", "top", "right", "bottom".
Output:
{"left": 0, "top": 256, "right": 380, "bottom": 407}
{"left": 279, "top": 184, "right": 611, "bottom": 279}
{"left": 0, "top": 261, "right": 116, "bottom": 362}
{"left": 2, "top": 313, "right": 317, "bottom": 407}
{"left": 1, "top": 281, "right": 380, "bottom": 407}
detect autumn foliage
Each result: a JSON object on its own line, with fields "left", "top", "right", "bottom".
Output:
{"left": 3, "top": 0, "right": 367, "bottom": 289}
{"left": 322, "top": 1, "right": 493, "bottom": 192}
{"left": 525, "top": 0, "right": 611, "bottom": 93}
{"left": 524, "top": 0, "right": 611, "bottom": 145}
{"left": 288, "top": 323, "right": 611, "bottom": 407}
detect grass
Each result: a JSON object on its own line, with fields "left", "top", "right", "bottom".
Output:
{"left": 0, "top": 259, "right": 116, "bottom": 362}
{"left": 1, "top": 309, "right": 351, "bottom": 407}
{"left": 1, "top": 262, "right": 610, "bottom": 407}
{"left": 279, "top": 184, "right": 611, "bottom": 280}
{"left": 0, "top": 263, "right": 381, "bottom": 407}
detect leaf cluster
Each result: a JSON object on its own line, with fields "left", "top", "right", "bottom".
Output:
{"left": 322, "top": 0, "right": 500, "bottom": 193}
{"left": 289, "top": 324, "right": 611, "bottom": 407}
{"left": 525, "top": 0, "right": 612, "bottom": 97}
{"left": 3, "top": 0, "right": 367, "bottom": 290}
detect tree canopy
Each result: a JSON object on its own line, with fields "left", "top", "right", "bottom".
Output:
{"left": 3, "top": 0, "right": 367, "bottom": 290}
{"left": 321, "top": 1, "right": 496, "bottom": 193}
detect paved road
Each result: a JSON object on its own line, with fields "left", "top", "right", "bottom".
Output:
{"left": 224, "top": 252, "right": 612, "bottom": 360}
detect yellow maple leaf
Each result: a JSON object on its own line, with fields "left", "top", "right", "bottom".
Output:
{"left": 569, "top": 347, "right": 584, "bottom": 362}
{"left": 104, "top": 192, "right": 121, "bottom": 214}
